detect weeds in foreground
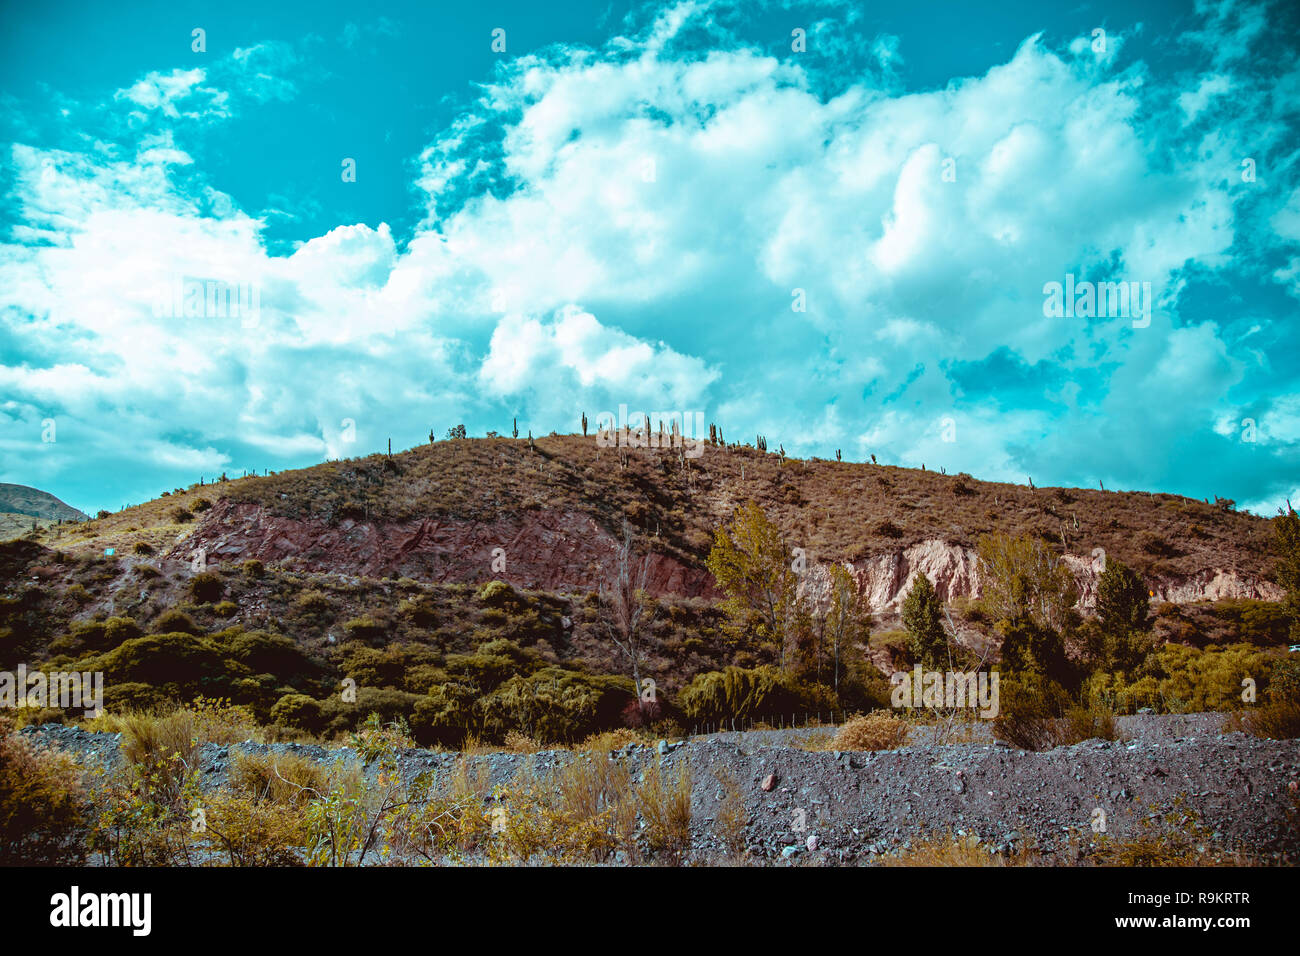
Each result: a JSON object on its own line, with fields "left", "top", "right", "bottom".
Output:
{"left": 880, "top": 832, "right": 1030, "bottom": 867}
{"left": 0, "top": 716, "right": 90, "bottom": 865}
{"left": 1086, "top": 795, "right": 1256, "bottom": 866}
{"left": 636, "top": 758, "right": 693, "bottom": 865}
{"left": 712, "top": 766, "right": 748, "bottom": 862}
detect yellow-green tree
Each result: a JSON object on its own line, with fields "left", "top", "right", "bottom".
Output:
{"left": 824, "top": 564, "right": 867, "bottom": 699}
{"left": 976, "top": 532, "right": 1078, "bottom": 632}
{"left": 706, "top": 503, "right": 799, "bottom": 668}
{"left": 1275, "top": 507, "right": 1300, "bottom": 639}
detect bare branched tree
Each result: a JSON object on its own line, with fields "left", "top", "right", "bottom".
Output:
{"left": 602, "top": 519, "right": 658, "bottom": 719}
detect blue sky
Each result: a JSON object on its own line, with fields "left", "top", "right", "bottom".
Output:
{"left": 2, "top": 0, "right": 1299, "bottom": 518}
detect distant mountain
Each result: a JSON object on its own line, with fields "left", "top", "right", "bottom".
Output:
{"left": 0, "top": 483, "right": 88, "bottom": 539}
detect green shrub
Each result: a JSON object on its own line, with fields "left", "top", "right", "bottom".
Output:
{"left": 294, "top": 590, "right": 333, "bottom": 614}
{"left": 67, "top": 616, "right": 143, "bottom": 651}
{"left": 152, "top": 609, "right": 201, "bottom": 635}
{"left": 341, "top": 617, "right": 386, "bottom": 644}
{"left": 678, "top": 666, "right": 825, "bottom": 724}
{"left": 318, "top": 687, "right": 423, "bottom": 737}
{"left": 479, "top": 668, "right": 630, "bottom": 743}
{"left": 222, "top": 630, "right": 314, "bottom": 678}
{"left": 477, "top": 580, "right": 518, "bottom": 609}
{"left": 412, "top": 682, "right": 479, "bottom": 746}
{"left": 78, "top": 633, "right": 234, "bottom": 692}
{"left": 1090, "top": 643, "right": 1275, "bottom": 713}
{"left": 189, "top": 572, "right": 224, "bottom": 603}
{"left": 270, "top": 694, "right": 325, "bottom": 733}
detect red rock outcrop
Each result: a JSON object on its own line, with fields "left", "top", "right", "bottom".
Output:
{"left": 171, "top": 500, "right": 718, "bottom": 598}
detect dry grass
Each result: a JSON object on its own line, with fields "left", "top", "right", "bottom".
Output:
{"left": 833, "top": 711, "right": 909, "bottom": 751}
{"left": 1085, "top": 796, "right": 1260, "bottom": 866}
{"left": 793, "top": 730, "right": 837, "bottom": 751}
{"left": 502, "top": 730, "right": 540, "bottom": 753}
{"left": 577, "top": 728, "right": 647, "bottom": 753}
{"left": 228, "top": 751, "right": 326, "bottom": 807}
{"left": 712, "top": 767, "right": 748, "bottom": 862}
{"left": 635, "top": 757, "right": 693, "bottom": 864}
{"left": 880, "top": 832, "right": 1026, "bottom": 867}
{"left": 0, "top": 716, "right": 89, "bottom": 864}
{"left": 117, "top": 710, "right": 199, "bottom": 769}
{"left": 1224, "top": 700, "right": 1300, "bottom": 740}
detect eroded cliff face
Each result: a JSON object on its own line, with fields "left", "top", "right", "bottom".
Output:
{"left": 827, "top": 539, "right": 1281, "bottom": 615}
{"left": 175, "top": 503, "right": 1279, "bottom": 611}
{"left": 172, "top": 500, "right": 718, "bottom": 598}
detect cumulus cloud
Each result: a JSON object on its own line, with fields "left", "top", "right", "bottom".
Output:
{"left": 2, "top": 0, "right": 1299, "bottom": 515}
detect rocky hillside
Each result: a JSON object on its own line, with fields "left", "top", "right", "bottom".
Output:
{"left": 20, "top": 434, "right": 1282, "bottom": 616}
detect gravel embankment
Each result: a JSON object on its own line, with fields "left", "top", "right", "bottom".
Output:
{"left": 23, "top": 715, "right": 1300, "bottom": 864}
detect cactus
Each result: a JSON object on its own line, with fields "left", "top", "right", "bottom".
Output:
{"left": 581, "top": 412, "right": 587, "bottom": 436}
{"left": 513, "top": 417, "right": 519, "bottom": 439}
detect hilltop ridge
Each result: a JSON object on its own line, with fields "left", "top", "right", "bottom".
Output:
{"left": 16, "top": 434, "right": 1281, "bottom": 610}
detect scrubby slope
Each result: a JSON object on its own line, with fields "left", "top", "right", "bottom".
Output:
{"left": 20, "top": 434, "right": 1281, "bottom": 609}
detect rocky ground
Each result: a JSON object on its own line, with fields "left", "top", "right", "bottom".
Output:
{"left": 24, "top": 713, "right": 1300, "bottom": 865}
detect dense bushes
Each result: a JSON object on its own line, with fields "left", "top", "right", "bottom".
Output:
{"left": 62, "top": 628, "right": 323, "bottom": 719}
{"left": 478, "top": 667, "right": 631, "bottom": 743}
{"left": 1088, "top": 643, "right": 1276, "bottom": 714}
{"left": 268, "top": 639, "right": 636, "bottom": 746}
{"left": 1227, "top": 655, "right": 1300, "bottom": 739}
{"left": 270, "top": 694, "right": 325, "bottom": 732}
{"left": 992, "top": 672, "right": 1073, "bottom": 750}
{"left": 678, "top": 666, "right": 832, "bottom": 724}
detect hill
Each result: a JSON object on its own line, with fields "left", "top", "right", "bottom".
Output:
{"left": 1, "top": 433, "right": 1293, "bottom": 748}
{"left": 18, "top": 433, "right": 1282, "bottom": 608}
{"left": 0, "top": 483, "right": 87, "bottom": 539}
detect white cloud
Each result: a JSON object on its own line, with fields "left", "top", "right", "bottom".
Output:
{"left": 3, "top": 0, "right": 1298, "bottom": 513}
